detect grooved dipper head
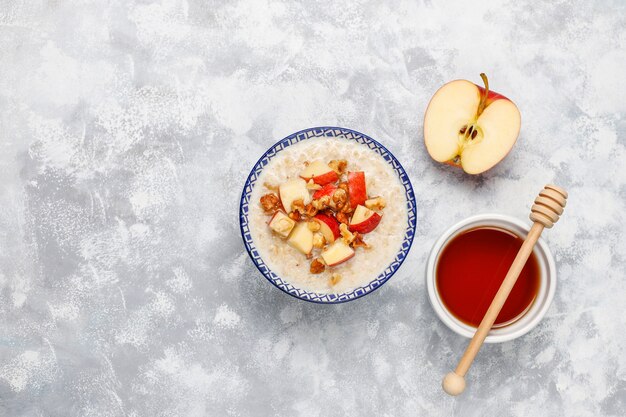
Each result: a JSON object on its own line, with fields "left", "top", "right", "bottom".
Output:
{"left": 529, "top": 184, "right": 568, "bottom": 228}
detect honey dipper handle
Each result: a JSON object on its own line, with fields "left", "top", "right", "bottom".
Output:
{"left": 456, "top": 222, "right": 544, "bottom": 375}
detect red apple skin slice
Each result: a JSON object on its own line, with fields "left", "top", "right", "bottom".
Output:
{"left": 347, "top": 172, "right": 367, "bottom": 207}
{"left": 308, "top": 171, "right": 338, "bottom": 186}
{"left": 314, "top": 213, "right": 341, "bottom": 242}
{"left": 313, "top": 183, "right": 337, "bottom": 199}
{"left": 349, "top": 212, "right": 382, "bottom": 234}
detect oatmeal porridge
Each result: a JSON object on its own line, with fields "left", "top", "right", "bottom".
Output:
{"left": 249, "top": 136, "right": 408, "bottom": 294}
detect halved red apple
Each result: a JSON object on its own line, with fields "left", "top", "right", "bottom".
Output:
{"left": 268, "top": 210, "right": 295, "bottom": 238}
{"left": 279, "top": 178, "right": 310, "bottom": 213}
{"left": 347, "top": 171, "right": 367, "bottom": 207}
{"left": 321, "top": 240, "right": 355, "bottom": 267}
{"left": 423, "top": 73, "right": 521, "bottom": 175}
{"left": 349, "top": 204, "right": 382, "bottom": 234}
{"left": 313, "top": 213, "right": 340, "bottom": 243}
{"left": 312, "top": 183, "right": 337, "bottom": 200}
{"left": 300, "top": 160, "right": 338, "bottom": 185}
{"left": 287, "top": 221, "right": 313, "bottom": 255}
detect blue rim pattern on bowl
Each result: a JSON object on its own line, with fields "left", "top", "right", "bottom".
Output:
{"left": 239, "top": 126, "right": 417, "bottom": 303}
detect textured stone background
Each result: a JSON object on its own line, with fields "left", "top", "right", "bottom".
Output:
{"left": 1, "top": 1, "right": 625, "bottom": 416}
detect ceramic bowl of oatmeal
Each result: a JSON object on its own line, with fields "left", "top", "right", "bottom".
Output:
{"left": 240, "top": 127, "right": 416, "bottom": 303}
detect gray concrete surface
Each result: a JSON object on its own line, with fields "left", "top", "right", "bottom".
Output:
{"left": 1, "top": 0, "right": 625, "bottom": 415}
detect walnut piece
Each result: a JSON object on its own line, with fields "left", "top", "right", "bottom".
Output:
{"left": 365, "top": 196, "right": 386, "bottom": 211}
{"left": 304, "top": 203, "right": 318, "bottom": 217}
{"left": 332, "top": 188, "right": 348, "bottom": 210}
{"left": 310, "top": 258, "right": 325, "bottom": 274}
{"left": 329, "top": 273, "right": 342, "bottom": 286}
{"left": 332, "top": 188, "right": 347, "bottom": 203}
{"left": 336, "top": 212, "right": 349, "bottom": 225}
{"left": 339, "top": 223, "right": 355, "bottom": 245}
{"left": 340, "top": 202, "right": 354, "bottom": 214}
{"left": 288, "top": 211, "right": 301, "bottom": 221}
{"left": 312, "top": 196, "right": 331, "bottom": 211}
{"left": 351, "top": 232, "right": 369, "bottom": 249}
{"left": 260, "top": 193, "right": 281, "bottom": 213}
{"left": 291, "top": 198, "right": 305, "bottom": 214}
{"left": 329, "top": 159, "right": 347, "bottom": 176}
{"left": 337, "top": 182, "right": 349, "bottom": 192}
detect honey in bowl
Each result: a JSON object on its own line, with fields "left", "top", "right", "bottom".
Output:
{"left": 435, "top": 226, "right": 540, "bottom": 328}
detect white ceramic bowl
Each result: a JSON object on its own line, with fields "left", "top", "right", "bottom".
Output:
{"left": 426, "top": 214, "right": 556, "bottom": 343}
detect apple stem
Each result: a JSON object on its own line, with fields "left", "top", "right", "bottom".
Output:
{"left": 476, "top": 73, "right": 489, "bottom": 117}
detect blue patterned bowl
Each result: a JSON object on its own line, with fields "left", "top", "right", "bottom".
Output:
{"left": 240, "top": 127, "right": 417, "bottom": 303}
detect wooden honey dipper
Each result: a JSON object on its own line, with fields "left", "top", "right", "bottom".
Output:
{"left": 442, "top": 184, "right": 568, "bottom": 396}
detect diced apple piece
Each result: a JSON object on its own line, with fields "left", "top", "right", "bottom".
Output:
{"left": 347, "top": 171, "right": 367, "bottom": 207}
{"left": 279, "top": 178, "right": 311, "bottom": 213}
{"left": 313, "top": 183, "right": 337, "bottom": 199}
{"left": 349, "top": 204, "right": 382, "bottom": 234}
{"left": 321, "top": 240, "right": 355, "bottom": 267}
{"left": 287, "top": 222, "right": 313, "bottom": 255}
{"left": 268, "top": 210, "right": 295, "bottom": 238}
{"left": 300, "top": 160, "right": 338, "bottom": 185}
{"left": 313, "top": 213, "right": 341, "bottom": 243}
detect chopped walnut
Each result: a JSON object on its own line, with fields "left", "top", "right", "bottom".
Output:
{"left": 365, "top": 196, "right": 386, "bottom": 211}
{"left": 332, "top": 188, "right": 347, "bottom": 203}
{"left": 332, "top": 188, "right": 348, "bottom": 210}
{"left": 337, "top": 182, "right": 349, "bottom": 192}
{"left": 336, "top": 211, "right": 349, "bottom": 225}
{"left": 288, "top": 211, "right": 301, "bottom": 221}
{"left": 306, "top": 179, "right": 322, "bottom": 190}
{"left": 329, "top": 159, "right": 348, "bottom": 176}
{"left": 329, "top": 273, "right": 342, "bottom": 286}
{"left": 312, "top": 195, "right": 331, "bottom": 211}
{"left": 340, "top": 202, "right": 354, "bottom": 214}
{"left": 260, "top": 193, "right": 281, "bottom": 213}
{"left": 339, "top": 223, "right": 355, "bottom": 245}
{"left": 310, "top": 258, "right": 325, "bottom": 274}
{"left": 312, "top": 233, "right": 325, "bottom": 249}
{"left": 304, "top": 203, "right": 318, "bottom": 217}
{"left": 351, "top": 232, "right": 369, "bottom": 249}
{"left": 291, "top": 198, "right": 305, "bottom": 214}
{"left": 307, "top": 221, "right": 321, "bottom": 232}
